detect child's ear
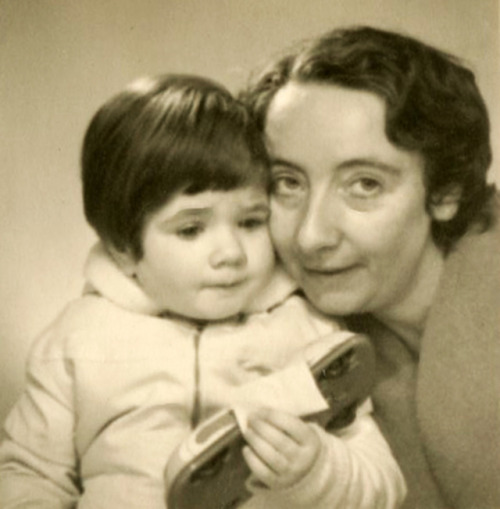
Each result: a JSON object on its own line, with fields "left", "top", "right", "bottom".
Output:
{"left": 107, "top": 246, "right": 138, "bottom": 277}
{"left": 430, "top": 186, "right": 461, "bottom": 222}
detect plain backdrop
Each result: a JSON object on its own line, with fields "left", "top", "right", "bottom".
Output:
{"left": 0, "top": 0, "right": 499, "bottom": 429}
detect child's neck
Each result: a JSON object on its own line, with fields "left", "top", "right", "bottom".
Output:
{"left": 158, "top": 308, "right": 246, "bottom": 328}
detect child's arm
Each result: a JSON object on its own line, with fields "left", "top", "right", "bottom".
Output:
{"left": 0, "top": 439, "right": 78, "bottom": 508}
{"left": 0, "top": 331, "right": 80, "bottom": 508}
{"left": 242, "top": 406, "right": 406, "bottom": 509}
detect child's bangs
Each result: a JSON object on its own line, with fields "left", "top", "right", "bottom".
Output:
{"left": 186, "top": 136, "right": 269, "bottom": 195}
{"left": 152, "top": 116, "right": 270, "bottom": 196}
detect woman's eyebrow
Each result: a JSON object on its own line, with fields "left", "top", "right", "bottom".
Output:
{"left": 271, "top": 157, "right": 401, "bottom": 176}
{"left": 337, "top": 158, "right": 401, "bottom": 175}
{"left": 270, "top": 158, "right": 304, "bottom": 171}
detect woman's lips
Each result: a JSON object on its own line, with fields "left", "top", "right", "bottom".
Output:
{"left": 303, "top": 264, "right": 359, "bottom": 276}
{"left": 300, "top": 264, "right": 364, "bottom": 289}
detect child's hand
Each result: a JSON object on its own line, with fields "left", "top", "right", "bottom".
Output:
{"left": 241, "top": 408, "right": 320, "bottom": 490}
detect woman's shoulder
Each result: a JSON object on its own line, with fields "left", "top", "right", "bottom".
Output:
{"left": 416, "top": 195, "right": 500, "bottom": 507}
{"left": 440, "top": 199, "right": 499, "bottom": 306}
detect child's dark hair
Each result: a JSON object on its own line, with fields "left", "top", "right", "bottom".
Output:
{"left": 82, "top": 74, "right": 270, "bottom": 259}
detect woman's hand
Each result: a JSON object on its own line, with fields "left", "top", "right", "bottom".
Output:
{"left": 241, "top": 408, "right": 320, "bottom": 490}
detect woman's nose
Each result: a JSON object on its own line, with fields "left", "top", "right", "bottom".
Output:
{"left": 296, "top": 193, "right": 342, "bottom": 256}
{"left": 209, "top": 229, "right": 247, "bottom": 268}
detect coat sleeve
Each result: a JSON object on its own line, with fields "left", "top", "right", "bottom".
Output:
{"left": 252, "top": 405, "right": 407, "bottom": 509}
{"left": 0, "top": 328, "right": 80, "bottom": 508}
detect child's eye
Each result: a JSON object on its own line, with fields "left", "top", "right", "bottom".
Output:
{"left": 176, "top": 224, "right": 204, "bottom": 239}
{"left": 239, "top": 216, "right": 268, "bottom": 230}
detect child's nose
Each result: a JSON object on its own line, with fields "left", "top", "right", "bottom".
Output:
{"left": 209, "top": 230, "right": 247, "bottom": 268}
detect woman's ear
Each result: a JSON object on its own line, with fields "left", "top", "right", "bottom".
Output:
{"left": 430, "top": 187, "right": 461, "bottom": 222}
{"left": 107, "top": 246, "right": 138, "bottom": 277}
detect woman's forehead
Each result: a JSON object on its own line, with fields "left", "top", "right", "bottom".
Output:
{"left": 265, "top": 82, "right": 424, "bottom": 180}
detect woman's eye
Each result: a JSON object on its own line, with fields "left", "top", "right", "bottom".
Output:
{"left": 350, "top": 177, "right": 383, "bottom": 197}
{"left": 272, "top": 174, "right": 305, "bottom": 197}
{"left": 176, "top": 224, "right": 204, "bottom": 239}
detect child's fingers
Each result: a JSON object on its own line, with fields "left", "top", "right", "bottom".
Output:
{"left": 243, "top": 419, "right": 291, "bottom": 473}
{"left": 241, "top": 408, "right": 321, "bottom": 489}
{"left": 242, "top": 445, "right": 284, "bottom": 490}
{"left": 248, "top": 408, "right": 314, "bottom": 447}
{"left": 249, "top": 412, "right": 295, "bottom": 449}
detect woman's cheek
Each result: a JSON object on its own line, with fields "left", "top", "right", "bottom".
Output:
{"left": 270, "top": 210, "right": 294, "bottom": 254}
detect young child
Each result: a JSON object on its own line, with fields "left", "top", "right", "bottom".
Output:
{"left": 0, "top": 75, "right": 405, "bottom": 508}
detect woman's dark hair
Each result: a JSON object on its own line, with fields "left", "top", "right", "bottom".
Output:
{"left": 82, "top": 74, "right": 270, "bottom": 259}
{"left": 242, "top": 26, "right": 496, "bottom": 252}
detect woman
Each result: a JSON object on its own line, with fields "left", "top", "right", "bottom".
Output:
{"left": 242, "top": 26, "right": 499, "bottom": 508}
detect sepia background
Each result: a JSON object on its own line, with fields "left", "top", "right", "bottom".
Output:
{"left": 0, "top": 0, "right": 498, "bottom": 428}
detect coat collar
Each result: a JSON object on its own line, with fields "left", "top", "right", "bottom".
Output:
{"left": 83, "top": 242, "right": 297, "bottom": 317}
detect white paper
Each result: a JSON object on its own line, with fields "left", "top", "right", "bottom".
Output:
{"left": 231, "top": 360, "right": 329, "bottom": 431}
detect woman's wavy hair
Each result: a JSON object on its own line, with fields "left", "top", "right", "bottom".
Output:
{"left": 241, "top": 26, "right": 496, "bottom": 252}
{"left": 82, "top": 74, "right": 270, "bottom": 259}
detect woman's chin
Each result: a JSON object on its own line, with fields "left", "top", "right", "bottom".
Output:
{"left": 302, "top": 286, "right": 369, "bottom": 317}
